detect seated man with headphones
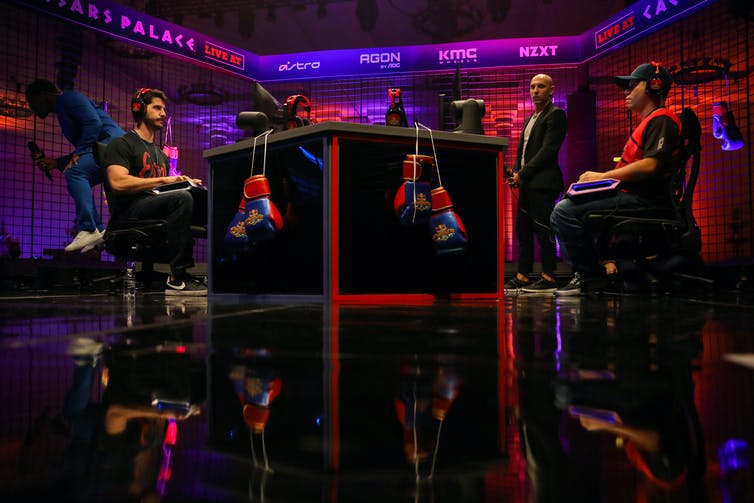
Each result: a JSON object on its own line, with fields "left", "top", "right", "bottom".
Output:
{"left": 104, "top": 88, "right": 206, "bottom": 296}
{"left": 550, "top": 62, "right": 682, "bottom": 296}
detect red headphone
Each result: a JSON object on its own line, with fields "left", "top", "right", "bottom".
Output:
{"left": 131, "top": 87, "right": 152, "bottom": 117}
{"left": 284, "top": 94, "right": 311, "bottom": 129}
{"left": 646, "top": 61, "right": 666, "bottom": 96}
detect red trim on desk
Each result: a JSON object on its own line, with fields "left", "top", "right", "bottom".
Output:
{"left": 497, "top": 302, "right": 506, "bottom": 454}
{"left": 331, "top": 136, "right": 341, "bottom": 301}
{"left": 329, "top": 303, "right": 341, "bottom": 471}
{"left": 496, "top": 149, "right": 505, "bottom": 300}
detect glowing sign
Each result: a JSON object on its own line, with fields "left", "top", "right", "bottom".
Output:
{"left": 13, "top": 0, "right": 715, "bottom": 82}
{"left": 15, "top": 0, "right": 256, "bottom": 78}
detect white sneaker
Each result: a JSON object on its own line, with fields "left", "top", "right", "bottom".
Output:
{"left": 66, "top": 337, "right": 104, "bottom": 367}
{"left": 80, "top": 229, "right": 105, "bottom": 253}
{"left": 65, "top": 229, "right": 103, "bottom": 252}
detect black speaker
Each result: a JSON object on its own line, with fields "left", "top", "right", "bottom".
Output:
{"left": 236, "top": 111, "right": 271, "bottom": 135}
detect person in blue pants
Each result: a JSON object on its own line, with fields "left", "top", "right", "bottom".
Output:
{"left": 26, "top": 79, "right": 125, "bottom": 252}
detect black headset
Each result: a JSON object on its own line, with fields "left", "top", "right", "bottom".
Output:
{"left": 131, "top": 87, "right": 152, "bottom": 118}
{"left": 284, "top": 94, "right": 311, "bottom": 129}
{"left": 646, "top": 61, "right": 667, "bottom": 96}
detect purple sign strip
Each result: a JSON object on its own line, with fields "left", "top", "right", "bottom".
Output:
{"left": 15, "top": 0, "right": 715, "bottom": 82}
{"left": 14, "top": 0, "right": 259, "bottom": 79}
{"left": 257, "top": 36, "right": 581, "bottom": 81}
{"left": 256, "top": 0, "right": 715, "bottom": 81}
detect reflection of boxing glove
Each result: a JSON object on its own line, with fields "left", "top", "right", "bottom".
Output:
{"left": 429, "top": 186, "right": 468, "bottom": 256}
{"left": 394, "top": 154, "right": 433, "bottom": 226}
{"left": 242, "top": 376, "right": 281, "bottom": 433}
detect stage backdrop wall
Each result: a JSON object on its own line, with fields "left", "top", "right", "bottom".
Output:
{"left": 0, "top": 1, "right": 751, "bottom": 267}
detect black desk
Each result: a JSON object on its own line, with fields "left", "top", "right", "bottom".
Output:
{"left": 204, "top": 122, "right": 507, "bottom": 301}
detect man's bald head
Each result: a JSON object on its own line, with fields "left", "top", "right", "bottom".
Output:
{"left": 529, "top": 74, "right": 554, "bottom": 111}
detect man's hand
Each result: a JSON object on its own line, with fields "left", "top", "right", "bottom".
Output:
{"left": 506, "top": 172, "right": 521, "bottom": 188}
{"left": 36, "top": 157, "right": 58, "bottom": 174}
{"left": 577, "top": 171, "right": 605, "bottom": 183}
{"left": 168, "top": 175, "right": 203, "bottom": 186}
{"left": 62, "top": 154, "right": 79, "bottom": 171}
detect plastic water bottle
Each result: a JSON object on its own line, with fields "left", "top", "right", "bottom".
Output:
{"left": 123, "top": 264, "right": 136, "bottom": 298}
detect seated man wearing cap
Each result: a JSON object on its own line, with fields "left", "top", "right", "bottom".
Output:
{"left": 550, "top": 62, "right": 682, "bottom": 296}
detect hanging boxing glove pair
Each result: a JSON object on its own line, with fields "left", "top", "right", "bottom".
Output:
{"left": 224, "top": 130, "right": 284, "bottom": 251}
{"left": 393, "top": 148, "right": 468, "bottom": 256}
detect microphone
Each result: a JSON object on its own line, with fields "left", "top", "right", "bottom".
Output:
{"left": 28, "top": 141, "right": 53, "bottom": 181}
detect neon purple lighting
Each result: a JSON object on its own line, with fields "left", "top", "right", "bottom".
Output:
{"left": 14, "top": 0, "right": 714, "bottom": 82}
{"left": 257, "top": 36, "right": 581, "bottom": 81}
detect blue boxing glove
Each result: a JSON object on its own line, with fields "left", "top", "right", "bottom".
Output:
{"left": 428, "top": 186, "right": 468, "bottom": 256}
{"left": 242, "top": 175, "right": 283, "bottom": 245}
{"left": 394, "top": 154, "right": 433, "bottom": 226}
{"left": 224, "top": 175, "right": 283, "bottom": 249}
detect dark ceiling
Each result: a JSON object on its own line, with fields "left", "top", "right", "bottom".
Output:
{"left": 123, "top": 0, "right": 630, "bottom": 55}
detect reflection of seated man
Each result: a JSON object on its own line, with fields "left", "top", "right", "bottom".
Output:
{"left": 569, "top": 405, "right": 698, "bottom": 493}
{"left": 550, "top": 62, "right": 681, "bottom": 296}
{"left": 91, "top": 341, "right": 202, "bottom": 500}
{"left": 104, "top": 88, "right": 206, "bottom": 296}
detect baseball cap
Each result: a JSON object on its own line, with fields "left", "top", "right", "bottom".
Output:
{"left": 614, "top": 62, "right": 673, "bottom": 96}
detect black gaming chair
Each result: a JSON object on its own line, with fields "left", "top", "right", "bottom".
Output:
{"left": 581, "top": 107, "right": 713, "bottom": 293}
{"left": 95, "top": 143, "right": 207, "bottom": 291}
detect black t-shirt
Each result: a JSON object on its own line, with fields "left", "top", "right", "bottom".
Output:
{"left": 104, "top": 131, "right": 169, "bottom": 220}
{"left": 622, "top": 114, "right": 681, "bottom": 204}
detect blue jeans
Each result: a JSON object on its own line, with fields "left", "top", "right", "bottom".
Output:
{"left": 550, "top": 191, "right": 651, "bottom": 274}
{"left": 65, "top": 152, "right": 105, "bottom": 233}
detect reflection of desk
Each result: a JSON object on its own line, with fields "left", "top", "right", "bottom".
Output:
{"left": 204, "top": 122, "right": 507, "bottom": 301}
{"left": 207, "top": 302, "right": 506, "bottom": 481}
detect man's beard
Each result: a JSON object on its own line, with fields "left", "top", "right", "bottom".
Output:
{"left": 144, "top": 116, "right": 164, "bottom": 130}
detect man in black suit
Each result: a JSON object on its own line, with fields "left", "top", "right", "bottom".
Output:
{"left": 505, "top": 74, "right": 568, "bottom": 294}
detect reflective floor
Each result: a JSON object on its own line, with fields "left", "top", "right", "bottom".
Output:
{"left": 1, "top": 287, "right": 754, "bottom": 502}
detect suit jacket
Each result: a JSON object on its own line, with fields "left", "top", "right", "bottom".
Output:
{"left": 513, "top": 102, "right": 568, "bottom": 192}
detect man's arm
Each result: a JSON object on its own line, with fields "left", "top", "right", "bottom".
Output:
{"left": 578, "top": 157, "right": 659, "bottom": 183}
{"left": 107, "top": 164, "right": 191, "bottom": 194}
{"left": 60, "top": 92, "right": 104, "bottom": 156}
